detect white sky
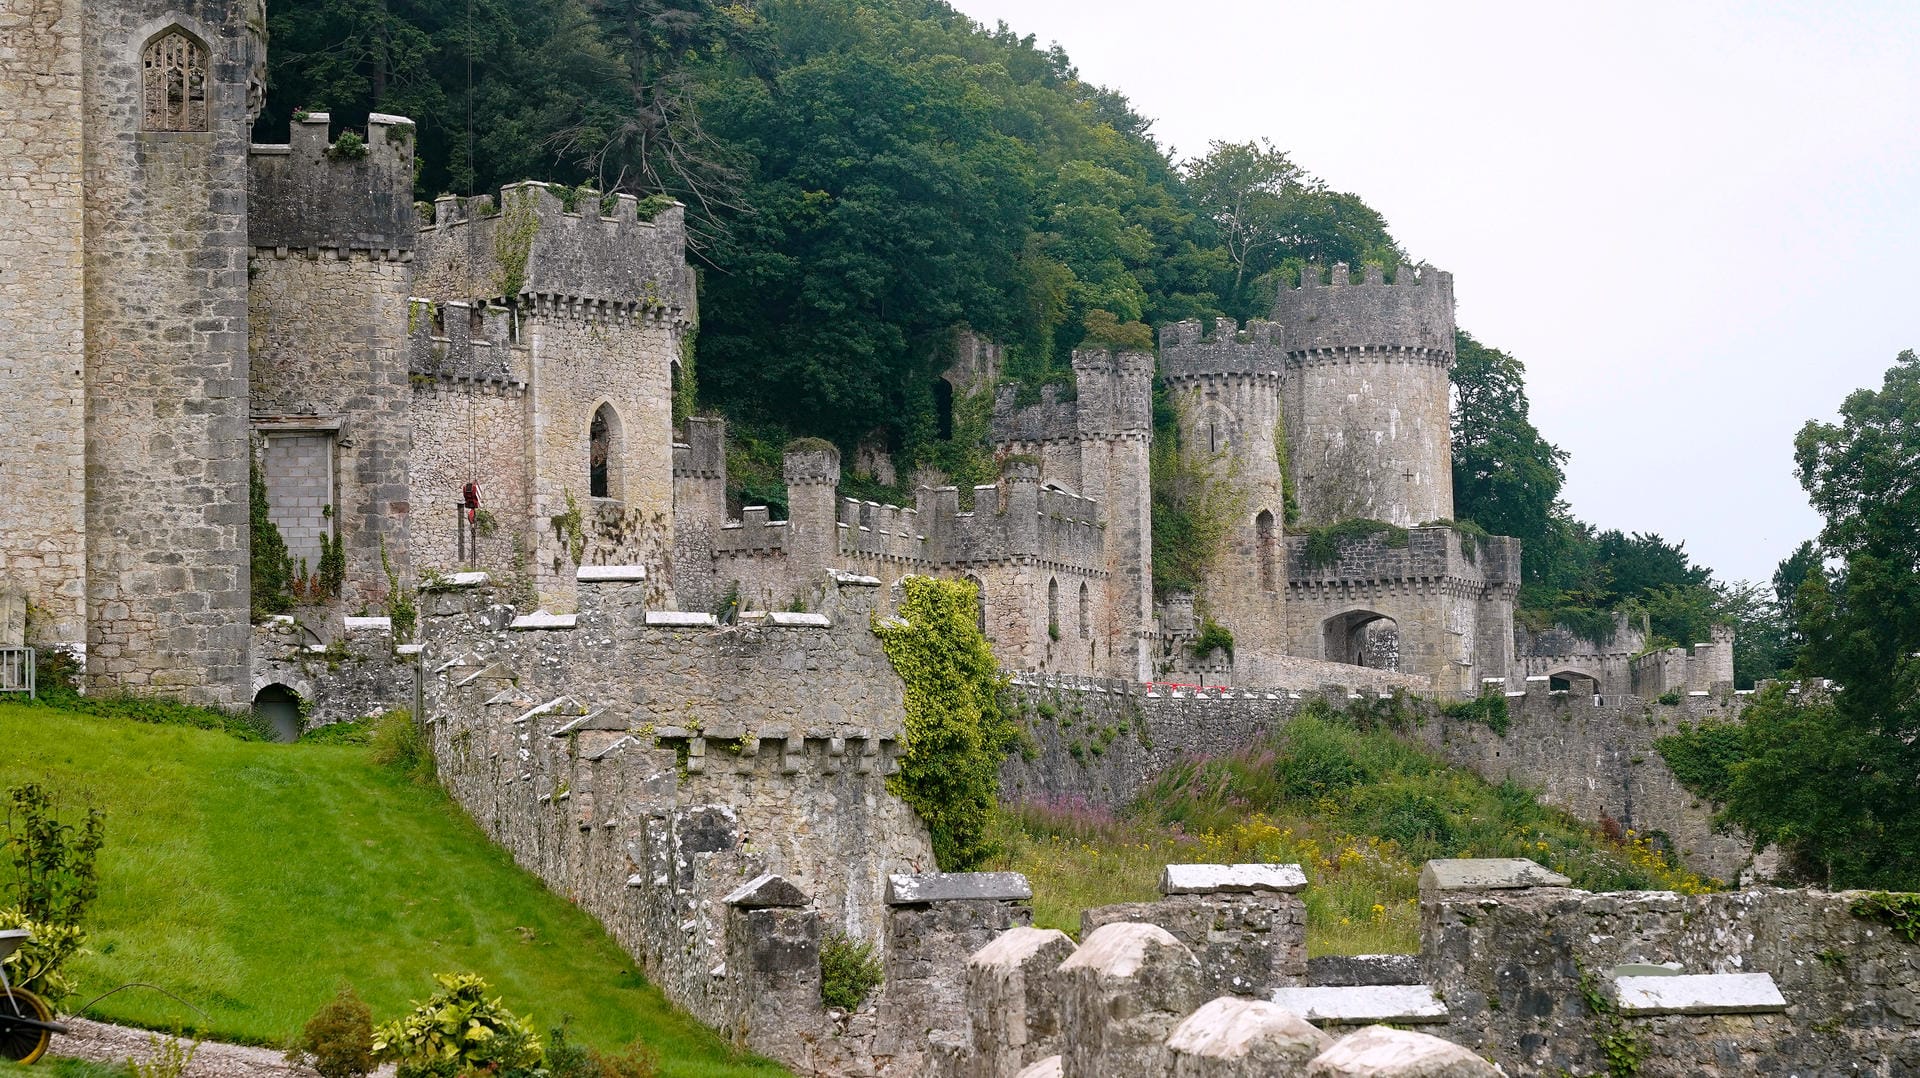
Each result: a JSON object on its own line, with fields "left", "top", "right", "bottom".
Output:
{"left": 947, "top": 0, "right": 1920, "bottom": 584}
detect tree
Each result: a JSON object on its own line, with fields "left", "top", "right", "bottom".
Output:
{"left": 1710, "top": 350, "right": 1920, "bottom": 887}
{"left": 1448, "top": 330, "right": 1568, "bottom": 578}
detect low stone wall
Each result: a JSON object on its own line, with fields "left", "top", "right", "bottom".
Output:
{"left": 1422, "top": 879, "right": 1920, "bottom": 1076}
{"left": 999, "top": 673, "right": 1759, "bottom": 882}
{"left": 250, "top": 616, "right": 419, "bottom": 731}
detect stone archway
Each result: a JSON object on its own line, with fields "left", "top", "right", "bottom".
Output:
{"left": 1322, "top": 609, "right": 1400, "bottom": 671}
{"left": 252, "top": 683, "right": 303, "bottom": 743}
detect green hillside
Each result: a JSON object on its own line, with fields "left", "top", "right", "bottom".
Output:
{"left": 0, "top": 704, "right": 783, "bottom": 1077}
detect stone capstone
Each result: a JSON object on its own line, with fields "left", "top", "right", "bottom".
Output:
{"left": 1611, "top": 972, "right": 1786, "bottom": 1016}
{"left": 1417, "top": 858, "right": 1570, "bottom": 892}
{"left": 1270, "top": 985, "right": 1449, "bottom": 1025}
{"left": 723, "top": 873, "right": 811, "bottom": 909}
{"left": 1164, "top": 997, "right": 1332, "bottom": 1076}
{"left": 1162, "top": 863, "right": 1308, "bottom": 895}
{"left": 887, "top": 871, "right": 1033, "bottom": 905}
{"left": 1305, "top": 1025, "right": 1499, "bottom": 1077}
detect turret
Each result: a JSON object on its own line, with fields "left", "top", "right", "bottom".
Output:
{"left": 783, "top": 439, "right": 842, "bottom": 583}
{"left": 1273, "top": 263, "right": 1455, "bottom": 527}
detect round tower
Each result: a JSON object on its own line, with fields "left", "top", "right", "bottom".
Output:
{"left": 1273, "top": 262, "right": 1455, "bottom": 528}
{"left": 1158, "top": 319, "right": 1290, "bottom": 667}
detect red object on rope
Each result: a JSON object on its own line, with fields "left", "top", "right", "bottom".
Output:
{"left": 463, "top": 481, "right": 481, "bottom": 523}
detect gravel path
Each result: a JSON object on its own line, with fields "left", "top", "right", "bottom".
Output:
{"left": 49, "top": 1017, "right": 395, "bottom": 1078}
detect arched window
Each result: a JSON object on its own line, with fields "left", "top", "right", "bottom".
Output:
{"left": 1255, "top": 509, "right": 1277, "bottom": 591}
{"left": 1047, "top": 577, "right": 1060, "bottom": 642}
{"left": 143, "top": 28, "right": 209, "bottom": 132}
{"left": 1078, "top": 582, "right": 1091, "bottom": 639}
{"left": 589, "top": 403, "right": 622, "bottom": 499}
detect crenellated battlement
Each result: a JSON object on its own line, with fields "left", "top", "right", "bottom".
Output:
{"left": 249, "top": 112, "right": 418, "bottom": 252}
{"left": 989, "top": 347, "right": 1154, "bottom": 446}
{"left": 1158, "top": 318, "right": 1286, "bottom": 381}
{"left": 411, "top": 180, "right": 696, "bottom": 313}
{"left": 1270, "top": 261, "right": 1455, "bottom": 357}
{"left": 405, "top": 297, "right": 527, "bottom": 384}
{"left": 1285, "top": 525, "right": 1518, "bottom": 589}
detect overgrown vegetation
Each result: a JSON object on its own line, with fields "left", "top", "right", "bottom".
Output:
{"left": 0, "top": 703, "right": 784, "bottom": 1075}
{"left": 373, "top": 973, "right": 544, "bottom": 1078}
{"left": 1, "top": 782, "right": 105, "bottom": 1004}
{"left": 818, "top": 932, "right": 883, "bottom": 1012}
{"left": 1653, "top": 719, "right": 1747, "bottom": 803}
{"left": 990, "top": 700, "right": 1712, "bottom": 953}
{"left": 1298, "top": 519, "right": 1408, "bottom": 570}
{"left": 1149, "top": 384, "right": 1247, "bottom": 597}
{"left": 286, "top": 984, "right": 375, "bottom": 1078}
{"left": 369, "top": 708, "right": 434, "bottom": 785}
{"left": 22, "top": 650, "right": 268, "bottom": 740}
{"left": 1848, "top": 892, "right": 1920, "bottom": 944}
{"left": 875, "top": 577, "right": 1017, "bottom": 870}
{"left": 250, "top": 452, "right": 296, "bottom": 620}
{"left": 1189, "top": 618, "right": 1234, "bottom": 662}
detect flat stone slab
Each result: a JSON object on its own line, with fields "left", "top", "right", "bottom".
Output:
{"left": 1012, "top": 1056, "right": 1061, "bottom": 1078}
{"left": 576, "top": 565, "right": 647, "bottom": 582}
{"left": 724, "top": 873, "right": 811, "bottom": 908}
{"left": 508, "top": 611, "right": 577, "bottom": 630}
{"left": 766, "top": 611, "right": 831, "bottom": 627}
{"left": 1162, "top": 862, "right": 1307, "bottom": 895}
{"left": 1418, "top": 858, "right": 1570, "bottom": 892}
{"left": 886, "top": 871, "right": 1032, "bottom": 905}
{"left": 342, "top": 616, "right": 392, "bottom": 631}
{"left": 1271, "top": 985, "right": 1449, "bottom": 1025}
{"left": 644, "top": 610, "right": 718, "bottom": 627}
{"left": 432, "top": 571, "right": 490, "bottom": 589}
{"left": 1613, "top": 972, "right": 1785, "bottom": 1015}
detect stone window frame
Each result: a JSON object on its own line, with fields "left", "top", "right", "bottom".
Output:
{"left": 253, "top": 420, "right": 343, "bottom": 577}
{"left": 589, "top": 402, "right": 624, "bottom": 502}
{"left": 1255, "top": 509, "right": 1278, "bottom": 591}
{"left": 140, "top": 24, "right": 213, "bottom": 133}
{"left": 1077, "top": 581, "right": 1091, "bottom": 639}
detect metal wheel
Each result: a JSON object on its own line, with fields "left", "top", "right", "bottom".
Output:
{"left": 0, "top": 985, "right": 54, "bottom": 1064}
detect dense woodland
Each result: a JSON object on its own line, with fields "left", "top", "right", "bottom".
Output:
{"left": 263, "top": 0, "right": 1918, "bottom": 884}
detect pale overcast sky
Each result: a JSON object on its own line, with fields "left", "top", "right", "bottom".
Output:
{"left": 947, "top": 0, "right": 1920, "bottom": 585}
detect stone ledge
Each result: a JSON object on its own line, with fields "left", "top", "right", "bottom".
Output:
{"left": 645, "top": 611, "right": 718, "bottom": 628}
{"left": 426, "top": 571, "right": 490, "bottom": 590}
{"left": 1417, "top": 858, "right": 1570, "bottom": 892}
{"left": 577, "top": 565, "right": 647, "bottom": 582}
{"left": 1612, "top": 972, "right": 1786, "bottom": 1015}
{"left": 1162, "top": 863, "right": 1307, "bottom": 895}
{"left": 508, "top": 611, "right": 577, "bottom": 630}
{"left": 724, "top": 873, "right": 811, "bottom": 908}
{"left": 1270, "top": 985, "right": 1448, "bottom": 1025}
{"left": 885, "top": 871, "right": 1032, "bottom": 905}
{"left": 342, "top": 616, "right": 392, "bottom": 632}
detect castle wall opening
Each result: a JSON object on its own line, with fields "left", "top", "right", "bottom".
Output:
{"left": 1323, "top": 609, "right": 1399, "bottom": 670}
{"left": 259, "top": 430, "right": 336, "bottom": 579}
{"left": 590, "top": 403, "right": 622, "bottom": 500}
{"left": 252, "top": 683, "right": 302, "bottom": 743}
{"left": 1255, "top": 509, "right": 1277, "bottom": 591}
{"left": 1549, "top": 669, "right": 1600, "bottom": 694}
{"left": 141, "top": 27, "right": 208, "bottom": 132}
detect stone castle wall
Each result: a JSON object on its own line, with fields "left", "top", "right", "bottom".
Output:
{"left": 0, "top": 0, "right": 88, "bottom": 647}
{"left": 248, "top": 113, "right": 418, "bottom": 612}
{"left": 407, "top": 377, "right": 532, "bottom": 592}
{"left": 80, "top": 0, "right": 256, "bottom": 704}
{"left": 998, "top": 674, "right": 1755, "bottom": 882}
{"left": 1275, "top": 264, "right": 1455, "bottom": 528}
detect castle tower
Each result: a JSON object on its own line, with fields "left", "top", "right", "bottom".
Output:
{"left": 0, "top": 0, "right": 90, "bottom": 649}
{"left": 1158, "top": 319, "right": 1289, "bottom": 671}
{"left": 1274, "top": 263, "right": 1455, "bottom": 528}
{"left": 76, "top": 0, "right": 265, "bottom": 702}
{"left": 1070, "top": 347, "right": 1155, "bottom": 680}
{"left": 781, "top": 440, "right": 841, "bottom": 589}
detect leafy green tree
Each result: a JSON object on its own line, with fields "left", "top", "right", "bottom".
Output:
{"left": 1708, "top": 350, "right": 1920, "bottom": 887}
{"left": 1448, "top": 331, "right": 1568, "bottom": 578}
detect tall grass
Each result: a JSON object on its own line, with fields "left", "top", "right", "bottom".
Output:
{"left": 988, "top": 703, "right": 1712, "bottom": 956}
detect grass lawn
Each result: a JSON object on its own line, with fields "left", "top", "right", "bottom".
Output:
{"left": 0, "top": 703, "right": 785, "bottom": 1077}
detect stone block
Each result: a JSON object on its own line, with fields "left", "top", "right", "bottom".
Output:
{"left": 1012, "top": 1058, "right": 1061, "bottom": 1078}
{"left": 1611, "top": 972, "right": 1786, "bottom": 1015}
{"left": 1083, "top": 891, "right": 1307, "bottom": 998}
{"left": 1058, "top": 923, "right": 1202, "bottom": 1078}
{"left": 1269, "top": 985, "right": 1448, "bottom": 1025}
{"left": 887, "top": 872, "right": 1033, "bottom": 904}
{"left": 723, "top": 873, "right": 810, "bottom": 909}
{"left": 1162, "top": 863, "right": 1307, "bottom": 895}
{"left": 508, "top": 611, "right": 578, "bottom": 630}
{"left": 644, "top": 610, "right": 718, "bottom": 627}
{"left": 1305, "top": 1026, "right": 1498, "bottom": 1077}
{"left": 1307, "top": 954, "right": 1422, "bottom": 987}
{"left": 1165, "top": 996, "right": 1332, "bottom": 1077}
{"left": 1417, "top": 858, "right": 1570, "bottom": 892}
{"left": 965, "top": 926, "right": 1078, "bottom": 1078}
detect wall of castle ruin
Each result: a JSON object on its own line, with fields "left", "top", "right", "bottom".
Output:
{"left": 80, "top": 0, "right": 255, "bottom": 704}
{"left": 407, "top": 378, "right": 533, "bottom": 594}
{"left": 0, "top": 0, "right": 88, "bottom": 647}
{"left": 418, "top": 573, "right": 935, "bottom": 1040}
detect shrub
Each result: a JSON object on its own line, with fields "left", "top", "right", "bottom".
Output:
{"left": 1438, "top": 693, "right": 1510, "bottom": 735}
{"left": 286, "top": 984, "right": 374, "bottom": 1078}
{"left": 1654, "top": 719, "right": 1746, "bottom": 803}
{"left": 1190, "top": 618, "right": 1234, "bottom": 661}
{"left": 546, "top": 1024, "right": 659, "bottom": 1078}
{"left": 1656, "top": 690, "right": 1683, "bottom": 706}
{"left": 131, "top": 1033, "right": 198, "bottom": 1078}
{"left": 0, "top": 908, "right": 87, "bottom": 1002}
{"left": 4, "top": 782, "right": 105, "bottom": 924}
{"left": 372, "top": 973, "right": 542, "bottom": 1078}
{"left": 1299, "top": 519, "right": 1409, "bottom": 569}
{"left": 369, "top": 710, "right": 433, "bottom": 784}
{"left": 819, "top": 932, "right": 882, "bottom": 1012}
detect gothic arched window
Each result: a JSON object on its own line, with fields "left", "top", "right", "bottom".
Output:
{"left": 143, "top": 29, "right": 209, "bottom": 132}
{"left": 589, "top": 403, "right": 622, "bottom": 499}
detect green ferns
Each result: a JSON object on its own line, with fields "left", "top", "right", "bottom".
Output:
{"left": 874, "top": 577, "right": 1017, "bottom": 870}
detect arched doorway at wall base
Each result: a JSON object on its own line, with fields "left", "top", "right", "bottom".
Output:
{"left": 252, "top": 683, "right": 303, "bottom": 743}
{"left": 1321, "top": 609, "right": 1400, "bottom": 671}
